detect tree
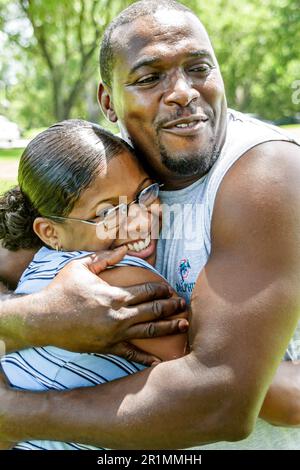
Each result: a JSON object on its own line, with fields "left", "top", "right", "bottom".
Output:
{"left": 0, "top": 0, "right": 299, "bottom": 128}
{"left": 18, "top": 0, "right": 130, "bottom": 121}
{"left": 1, "top": 0, "right": 131, "bottom": 126}
{"left": 182, "top": 0, "right": 300, "bottom": 120}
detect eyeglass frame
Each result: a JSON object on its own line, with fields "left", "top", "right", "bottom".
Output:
{"left": 43, "top": 182, "right": 164, "bottom": 228}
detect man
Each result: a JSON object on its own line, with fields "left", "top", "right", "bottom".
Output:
{"left": 1, "top": 0, "right": 300, "bottom": 449}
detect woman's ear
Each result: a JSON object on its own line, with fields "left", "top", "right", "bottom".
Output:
{"left": 98, "top": 82, "right": 118, "bottom": 123}
{"left": 33, "top": 218, "right": 61, "bottom": 250}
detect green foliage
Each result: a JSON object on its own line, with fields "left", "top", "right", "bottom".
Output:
{"left": 1, "top": 0, "right": 131, "bottom": 128}
{"left": 181, "top": 0, "right": 300, "bottom": 120}
{"left": 0, "top": 0, "right": 299, "bottom": 128}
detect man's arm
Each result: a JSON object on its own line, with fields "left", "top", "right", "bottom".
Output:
{"left": 260, "top": 361, "right": 300, "bottom": 426}
{"left": 0, "top": 245, "right": 37, "bottom": 351}
{"left": 0, "top": 245, "right": 36, "bottom": 290}
{"left": 0, "top": 246, "right": 186, "bottom": 358}
{"left": 1, "top": 141, "right": 300, "bottom": 449}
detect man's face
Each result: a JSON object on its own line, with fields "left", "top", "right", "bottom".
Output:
{"left": 106, "top": 10, "right": 227, "bottom": 189}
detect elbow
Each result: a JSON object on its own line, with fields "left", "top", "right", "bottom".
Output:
{"left": 214, "top": 376, "right": 258, "bottom": 442}
{"left": 184, "top": 355, "right": 258, "bottom": 444}
{"left": 219, "top": 404, "right": 255, "bottom": 443}
{"left": 223, "top": 419, "right": 254, "bottom": 443}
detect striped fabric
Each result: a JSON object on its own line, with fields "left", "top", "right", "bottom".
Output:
{"left": 1, "top": 247, "right": 160, "bottom": 450}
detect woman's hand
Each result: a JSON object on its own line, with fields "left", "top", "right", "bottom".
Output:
{"left": 260, "top": 361, "right": 300, "bottom": 426}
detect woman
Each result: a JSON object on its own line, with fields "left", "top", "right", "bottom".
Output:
{"left": 0, "top": 119, "right": 188, "bottom": 450}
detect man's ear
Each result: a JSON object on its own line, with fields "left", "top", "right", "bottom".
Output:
{"left": 98, "top": 82, "right": 118, "bottom": 123}
{"left": 33, "top": 218, "right": 60, "bottom": 250}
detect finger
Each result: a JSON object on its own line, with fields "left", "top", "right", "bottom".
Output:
{"left": 122, "top": 282, "right": 173, "bottom": 306}
{"left": 124, "top": 297, "right": 186, "bottom": 324}
{"left": 78, "top": 246, "right": 128, "bottom": 275}
{"left": 111, "top": 342, "right": 162, "bottom": 367}
{"left": 126, "top": 318, "right": 189, "bottom": 340}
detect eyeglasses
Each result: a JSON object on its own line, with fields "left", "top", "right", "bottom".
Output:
{"left": 44, "top": 182, "right": 163, "bottom": 230}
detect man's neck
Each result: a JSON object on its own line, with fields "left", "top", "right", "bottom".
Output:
{"left": 161, "top": 174, "right": 203, "bottom": 191}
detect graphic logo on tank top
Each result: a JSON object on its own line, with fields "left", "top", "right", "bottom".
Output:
{"left": 176, "top": 258, "right": 195, "bottom": 297}
{"left": 178, "top": 258, "right": 191, "bottom": 281}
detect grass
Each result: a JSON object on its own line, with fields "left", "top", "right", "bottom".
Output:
{"left": 0, "top": 148, "right": 24, "bottom": 159}
{"left": 281, "top": 124, "right": 300, "bottom": 130}
{"left": 0, "top": 149, "right": 20, "bottom": 195}
{"left": 0, "top": 179, "right": 17, "bottom": 195}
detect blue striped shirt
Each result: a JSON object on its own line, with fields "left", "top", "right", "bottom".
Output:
{"left": 1, "top": 247, "right": 161, "bottom": 450}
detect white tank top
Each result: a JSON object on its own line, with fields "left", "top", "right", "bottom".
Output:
{"left": 155, "top": 109, "right": 300, "bottom": 449}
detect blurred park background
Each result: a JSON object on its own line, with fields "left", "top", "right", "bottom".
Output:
{"left": 0, "top": 0, "right": 299, "bottom": 194}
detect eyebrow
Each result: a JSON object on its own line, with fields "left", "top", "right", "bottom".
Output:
{"left": 129, "top": 49, "right": 213, "bottom": 75}
{"left": 91, "top": 177, "right": 152, "bottom": 212}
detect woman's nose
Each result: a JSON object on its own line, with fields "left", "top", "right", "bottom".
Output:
{"left": 126, "top": 203, "right": 150, "bottom": 239}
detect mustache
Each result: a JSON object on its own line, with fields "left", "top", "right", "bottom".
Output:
{"left": 155, "top": 104, "right": 213, "bottom": 129}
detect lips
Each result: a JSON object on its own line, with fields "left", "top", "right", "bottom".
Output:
{"left": 127, "top": 235, "right": 151, "bottom": 252}
{"left": 126, "top": 237, "right": 157, "bottom": 260}
{"left": 162, "top": 114, "right": 208, "bottom": 130}
{"left": 161, "top": 114, "right": 209, "bottom": 137}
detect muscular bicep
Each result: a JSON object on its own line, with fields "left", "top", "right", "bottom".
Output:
{"left": 190, "top": 141, "right": 300, "bottom": 412}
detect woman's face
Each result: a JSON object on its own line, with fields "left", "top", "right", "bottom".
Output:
{"left": 52, "top": 149, "right": 161, "bottom": 264}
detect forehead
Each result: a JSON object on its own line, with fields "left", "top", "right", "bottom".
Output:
{"left": 73, "top": 150, "right": 148, "bottom": 211}
{"left": 113, "top": 10, "right": 214, "bottom": 76}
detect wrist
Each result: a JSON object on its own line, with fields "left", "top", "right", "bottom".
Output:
{"left": 0, "top": 387, "right": 51, "bottom": 442}
{"left": 0, "top": 388, "right": 22, "bottom": 442}
{"left": 21, "top": 290, "right": 53, "bottom": 349}
{"left": 0, "top": 291, "right": 49, "bottom": 353}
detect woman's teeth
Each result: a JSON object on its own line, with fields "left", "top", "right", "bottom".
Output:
{"left": 127, "top": 235, "right": 151, "bottom": 252}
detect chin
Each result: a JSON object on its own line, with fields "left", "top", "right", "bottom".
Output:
{"left": 160, "top": 144, "right": 219, "bottom": 178}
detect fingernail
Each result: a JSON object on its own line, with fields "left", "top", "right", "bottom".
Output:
{"left": 180, "top": 299, "right": 186, "bottom": 309}
{"left": 179, "top": 319, "right": 189, "bottom": 332}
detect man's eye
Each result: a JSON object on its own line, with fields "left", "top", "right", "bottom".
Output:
{"left": 189, "top": 64, "right": 212, "bottom": 73}
{"left": 135, "top": 75, "right": 159, "bottom": 85}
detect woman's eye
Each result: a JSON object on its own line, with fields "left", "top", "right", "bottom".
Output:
{"left": 94, "top": 207, "right": 113, "bottom": 222}
{"left": 98, "top": 208, "right": 111, "bottom": 219}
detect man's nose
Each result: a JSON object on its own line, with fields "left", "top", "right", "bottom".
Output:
{"left": 163, "top": 73, "right": 200, "bottom": 107}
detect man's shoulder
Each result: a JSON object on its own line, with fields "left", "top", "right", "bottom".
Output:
{"left": 225, "top": 108, "right": 299, "bottom": 151}
{"left": 231, "top": 139, "right": 300, "bottom": 184}
{"left": 212, "top": 140, "right": 300, "bottom": 243}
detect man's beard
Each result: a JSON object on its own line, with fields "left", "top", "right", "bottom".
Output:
{"left": 159, "top": 141, "right": 220, "bottom": 178}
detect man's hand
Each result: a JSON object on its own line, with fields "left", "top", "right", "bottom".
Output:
{"left": 25, "top": 246, "right": 187, "bottom": 365}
